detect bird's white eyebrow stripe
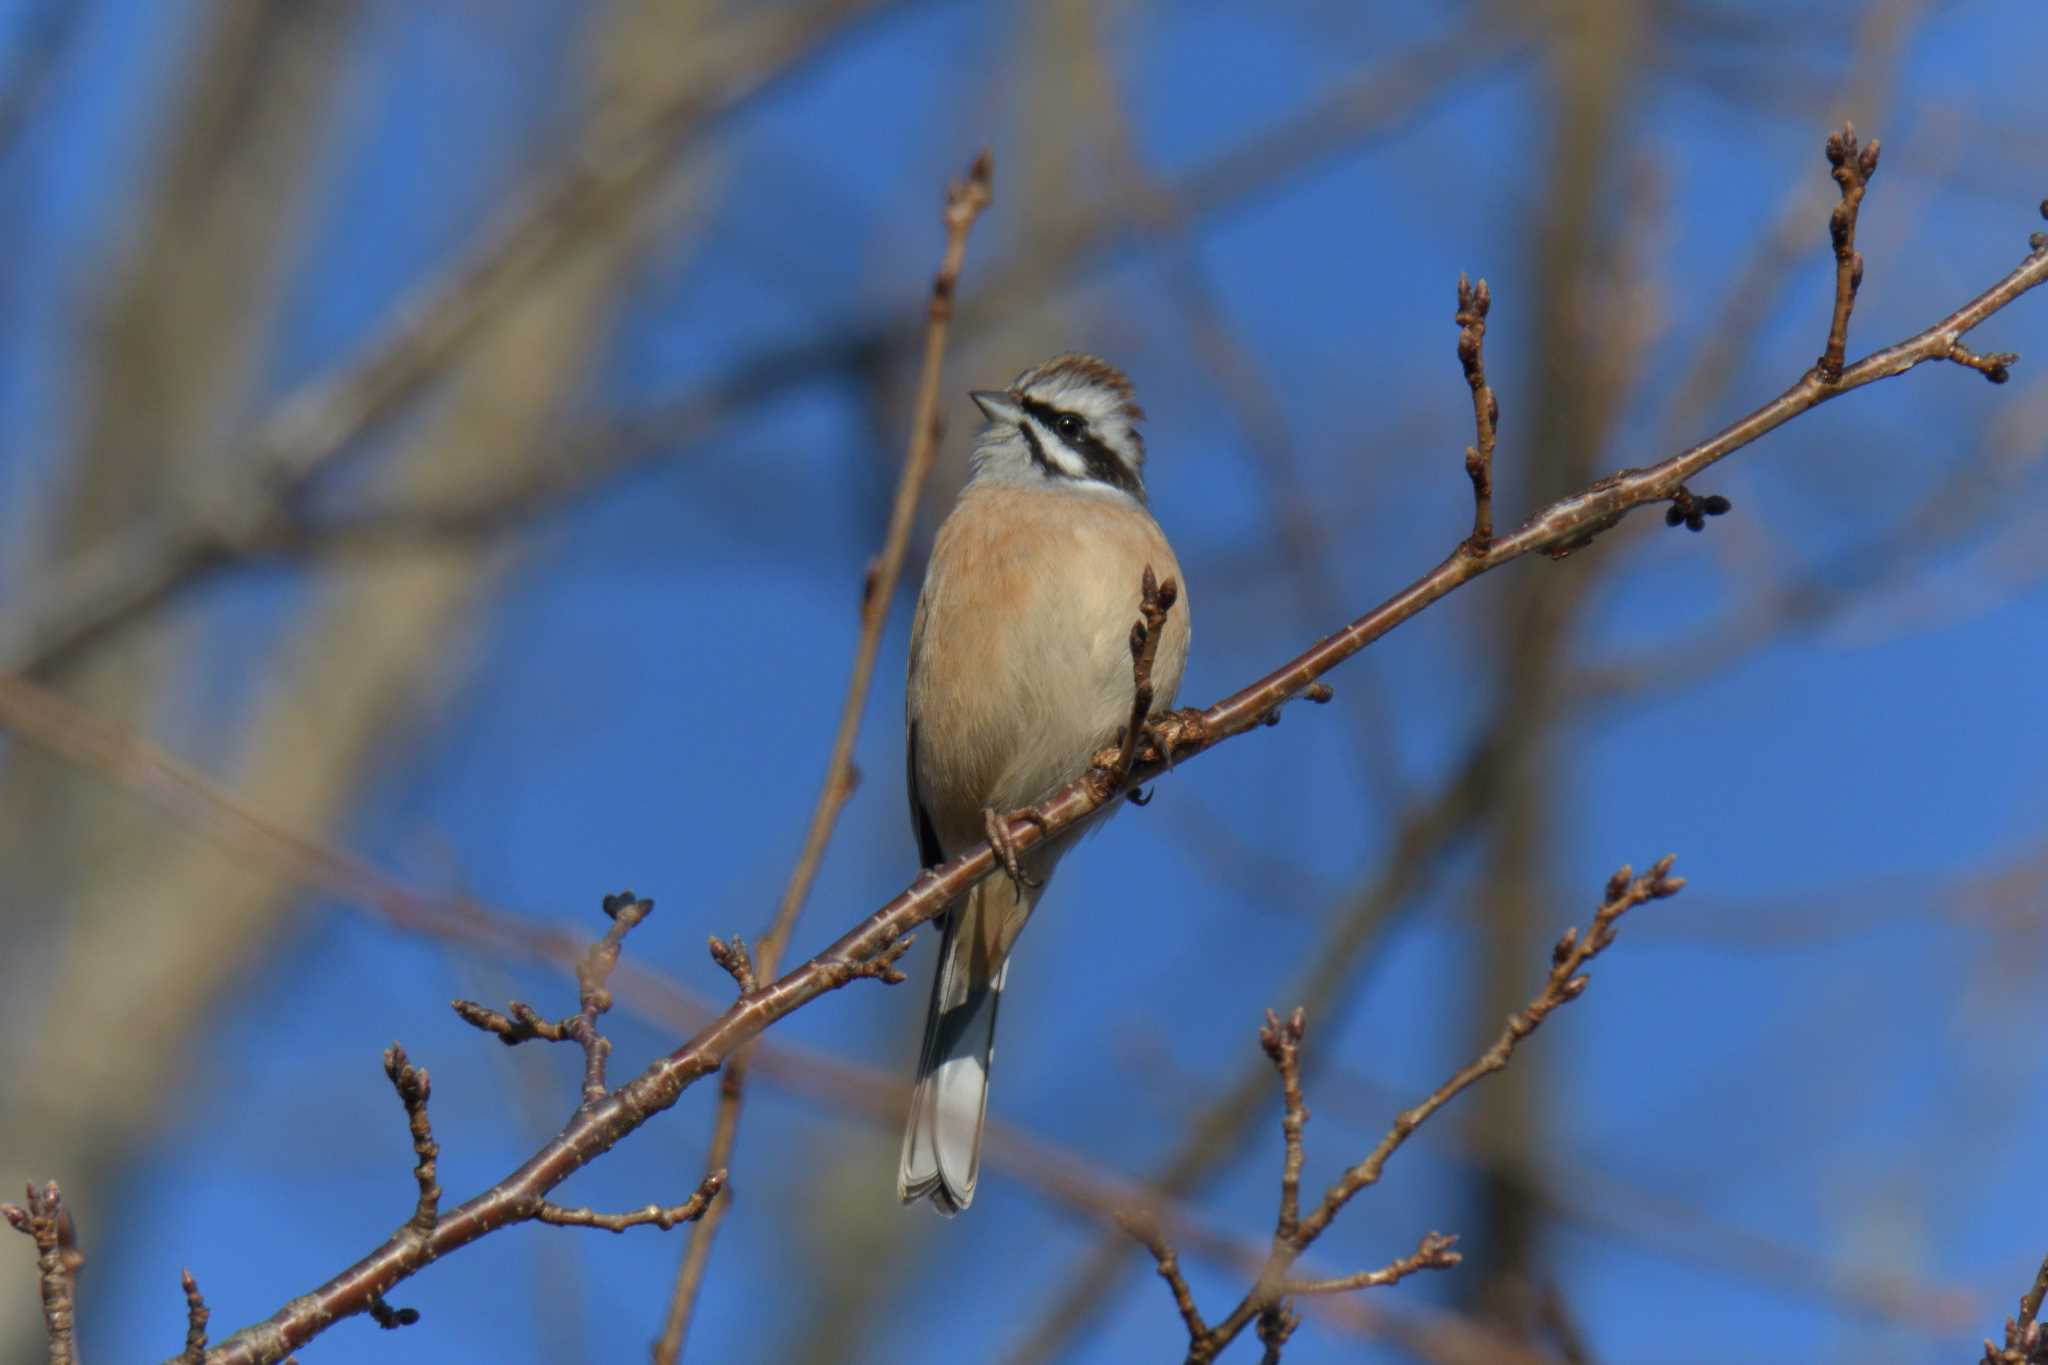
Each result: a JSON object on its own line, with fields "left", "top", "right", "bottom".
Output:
{"left": 1017, "top": 396, "right": 1143, "bottom": 498}
{"left": 1018, "top": 413, "right": 1090, "bottom": 480}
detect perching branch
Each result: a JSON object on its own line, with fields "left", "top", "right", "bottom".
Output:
{"left": 651, "top": 148, "right": 994, "bottom": 1365}
{"left": 1134, "top": 858, "right": 1684, "bottom": 1363}
{"left": 3, "top": 1181, "right": 84, "bottom": 1365}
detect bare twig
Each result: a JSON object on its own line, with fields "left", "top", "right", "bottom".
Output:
{"left": 1816, "top": 121, "right": 1880, "bottom": 381}
{"left": 1983, "top": 1253, "right": 2048, "bottom": 1365}
{"left": 534, "top": 1172, "right": 726, "bottom": 1234}
{"left": 1262, "top": 1009, "right": 1309, "bottom": 1245}
{"left": 650, "top": 149, "right": 993, "bottom": 1365}
{"left": 1457, "top": 274, "right": 1500, "bottom": 553}
{"left": 1140, "top": 859, "right": 1682, "bottom": 1362}
{"left": 1279, "top": 1233, "right": 1464, "bottom": 1297}
{"left": 3, "top": 1181, "right": 84, "bottom": 1365}
{"left": 179, "top": 1269, "right": 210, "bottom": 1364}
{"left": 1086, "top": 565, "right": 1180, "bottom": 802}
{"left": 1118, "top": 1210, "right": 1209, "bottom": 1340}
{"left": 705, "top": 934, "right": 758, "bottom": 993}
{"left": 381, "top": 1046, "right": 440, "bottom": 1237}
{"left": 451, "top": 891, "right": 652, "bottom": 1110}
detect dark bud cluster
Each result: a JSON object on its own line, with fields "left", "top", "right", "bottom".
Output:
{"left": 1665, "top": 487, "right": 1733, "bottom": 533}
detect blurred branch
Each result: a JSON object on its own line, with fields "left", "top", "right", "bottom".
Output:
{"left": 1313, "top": 1057, "right": 1979, "bottom": 1332}
{"left": 0, "top": 0, "right": 80, "bottom": 160}
{"left": 2, "top": 1182, "right": 83, "bottom": 1365}
{"left": 1983, "top": 1253, "right": 2048, "bottom": 1365}
{"left": 649, "top": 151, "right": 994, "bottom": 1365}
{"left": 45, "top": 13, "right": 1531, "bottom": 597}
{"left": 1134, "top": 860, "right": 1683, "bottom": 1364}
{"left": 0, "top": 0, "right": 893, "bottom": 677}
{"left": 1579, "top": 373, "right": 2048, "bottom": 703}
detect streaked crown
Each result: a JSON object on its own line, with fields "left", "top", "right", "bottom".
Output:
{"left": 967, "top": 353, "right": 1148, "bottom": 502}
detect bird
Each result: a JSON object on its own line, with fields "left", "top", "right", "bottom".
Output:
{"left": 897, "top": 353, "right": 1190, "bottom": 1215}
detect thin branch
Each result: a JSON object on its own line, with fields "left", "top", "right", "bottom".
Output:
{"left": 2024, "top": 1256, "right": 2048, "bottom": 1331}
{"left": 650, "top": 149, "right": 993, "bottom": 1365}
{"left": 381, "top": 1046, "right": 440, "bottom": 1237}
{"left": 1983, "top": 1253, "right": 2048, "bottom": 1365}
{"left": 7, "top": 16, "right": 1526, "bottom": 669}
{"left": 1149, "top": 859, "right": 1682, "bottom": 1362}
{"left": 534, "top": 1172, "right": 726, "bottom": 1234}
{"left": 451, "top": 891, "right": 651, "bottom": 1110}
{"left": 1457, "top": 274, "right": 1500, "bottom": 553}
{"left": 179, "top": 1269, "right": 210, "bottom": 1364}
{"left": 3, "top": 1181, "right": 85, "bottom": 1365}
{"left": 1118, "top": 1210, "right": 1209, "bottom": 1340}
{"left": 1261, "top": 1009, "right": 1308, "bottom": 1244}
{"left": 1086, "top": 565, "right": 1179, "bottom": 802}
{"left": 1816, "top": 121, "right": 1880, "bottom": 381}
{"left": 1279, "top": 1233, "right": 1464, "bottom": 1297}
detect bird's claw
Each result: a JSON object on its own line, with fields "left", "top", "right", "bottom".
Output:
{"left": 983, "top": 806, "right": 1043, "bottom": 889}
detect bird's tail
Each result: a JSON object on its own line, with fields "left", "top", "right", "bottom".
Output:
{"left": 898, "top": 873, "right": 1026, "bottom": 1215}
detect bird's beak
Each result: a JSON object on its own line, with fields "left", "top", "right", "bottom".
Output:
{"left": 970, "top": 390, "right": 1023, "bottom": 425}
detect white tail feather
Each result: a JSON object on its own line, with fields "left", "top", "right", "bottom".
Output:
{"left": 899, "top": 883, "right": 1011, "bottom": 1215}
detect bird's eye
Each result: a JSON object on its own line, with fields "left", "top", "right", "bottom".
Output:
{"left": 1055, "top": 413, "right": 1085, "bottom": 439}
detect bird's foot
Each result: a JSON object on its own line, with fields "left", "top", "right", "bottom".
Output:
{"left": 983, "top": 806, "right": 1044, "bottom": 890}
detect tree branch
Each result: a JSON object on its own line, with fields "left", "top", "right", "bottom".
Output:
{"left": 534, "top": 1172, "right": 726, "bottom": 1234}
{"left": 1983, "top": 1252, "right": 2048, "bottom": 1365}
{"left": 3, "top": 1182, "right": 84, "bottom": 1365}
{"left": 1135, "top": 859, "right": 1683, "bottom": 1363}
{"left": 177, "top": 1269, "right": 209, "bottom": 1364}
{"left": 381, "top": 1047, "right": 440, "bottom": 1238}
{"left": 1817, "top": 120, "right": 1880, "bottom": 381}
{"left": 1457, "top": 273, "right": 1499, "bottom": 553}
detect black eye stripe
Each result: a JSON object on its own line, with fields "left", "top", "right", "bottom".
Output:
{"left": 1018, "top": 396, "right": 1143, "bottom": 499}
{"left": 1017, "top": 418, "right": 1054, "bottom": 476}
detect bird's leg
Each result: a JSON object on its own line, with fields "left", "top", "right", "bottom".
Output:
{"left": 1141, "top": 707, "right": 1210, "bottom": 768}
{"left": 983, "top": 806, "right": 1043, "bottom": 889}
